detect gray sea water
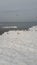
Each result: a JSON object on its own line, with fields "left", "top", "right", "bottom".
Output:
{"left": 0, "top": 22, "right": 37, "bottom": 35}
{"left": 0, "top": 22, "right": 37, "bottom": 30}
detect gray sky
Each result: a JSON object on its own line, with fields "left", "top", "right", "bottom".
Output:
{"left": 0, "top": 0, "right": 37, "bottom": 22}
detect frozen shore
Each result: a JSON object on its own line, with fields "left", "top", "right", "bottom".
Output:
{"left": 0, "top": 26, "right": 37, "bottom": 65}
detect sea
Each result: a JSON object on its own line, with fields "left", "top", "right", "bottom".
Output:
{"left": 0, "top": 22, "right": 37, "bottom": 29}
{"left": 0, "top": 22, "right": 37, "bottom": 34}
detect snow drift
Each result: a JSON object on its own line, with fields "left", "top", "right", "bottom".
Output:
{"left": 0, "top": 26, "right": 37, "bottom": 65}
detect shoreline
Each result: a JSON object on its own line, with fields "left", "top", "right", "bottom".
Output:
{"left": 0, "top": 25, "right": 37, "bottom": 35}
{"left": 0, "top": 28, "right": 29, "bottom": 35}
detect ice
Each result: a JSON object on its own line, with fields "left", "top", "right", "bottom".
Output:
{"left": 0, "top": 26, "right": 37, "bottom": 65}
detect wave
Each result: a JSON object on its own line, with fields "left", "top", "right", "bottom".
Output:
{"left": 2, "top": 26, "right": 17, "bottom": 29}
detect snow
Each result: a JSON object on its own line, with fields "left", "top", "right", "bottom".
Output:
{"left": 0, "top": 26, "right": 37, "bottom": 65}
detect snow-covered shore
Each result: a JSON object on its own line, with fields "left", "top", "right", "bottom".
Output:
{"left": 0, "top": 26, "right": 37, "bottom": 65}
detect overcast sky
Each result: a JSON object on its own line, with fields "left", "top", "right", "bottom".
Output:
{"left": 0, "top": 0, "right": 37, "bottom": 22}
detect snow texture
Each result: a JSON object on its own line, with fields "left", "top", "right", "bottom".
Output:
{"left": 0, "top": 26, "right": 37, "bottom": 65}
